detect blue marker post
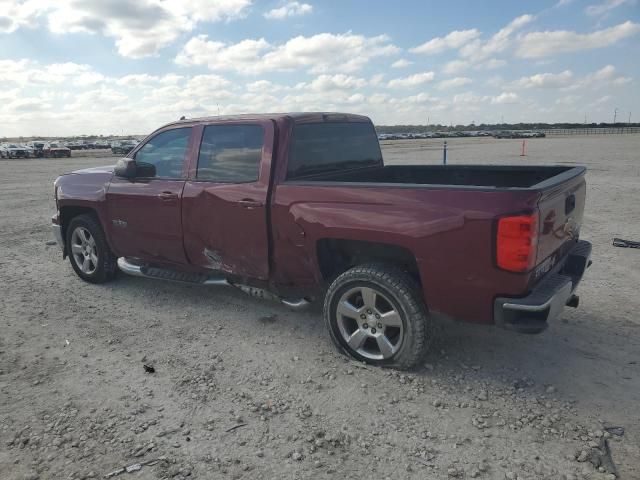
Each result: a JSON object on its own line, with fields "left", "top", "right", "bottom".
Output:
{"left": 443, "top": 141, "right": 448, "bottom": 165}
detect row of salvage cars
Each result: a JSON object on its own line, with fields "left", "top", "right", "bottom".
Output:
{"left": 377, "top": 130, "right": 546, "bottom": 140}
{"left": 0, "top": 142, "right": 71, "bottom": 158}
{"left": 0, "top": 139, "right": 140, "bottom": 158}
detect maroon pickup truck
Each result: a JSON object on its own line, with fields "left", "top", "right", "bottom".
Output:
{"left": 52, "top": 113, "right": 591, "bottom": 369}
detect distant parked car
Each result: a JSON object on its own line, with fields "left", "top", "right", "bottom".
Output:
{"left": 27, "top": 141, "right": 46, "bottom": 157}
{"left": 1, "top": 143, "right": 30, "bottom": 158}
{"left": 43, "top": 143, "right": 71, "bottom": 158}
{"left": 66, "top": 142, "right": 84, "bottom": 150}
{"left": 94, "top": 141, "right": 111, "bottom": 149}
{"left": 111, "top": 140, "right": 138, "bottom": 155}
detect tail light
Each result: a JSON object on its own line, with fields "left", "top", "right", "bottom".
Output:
{"left": 496, "top": 213, "right": 538, "bottom": 272}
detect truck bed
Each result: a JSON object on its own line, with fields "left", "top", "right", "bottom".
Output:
{"left": 289, "top": 165, "right": 582, "bottom": 190}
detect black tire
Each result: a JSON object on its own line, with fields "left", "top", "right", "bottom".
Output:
{"left": 324, "top": 263, "right": 431, "bottom": 370}
{"left": 66, "top": 214, "right": 118, "bottom": 284}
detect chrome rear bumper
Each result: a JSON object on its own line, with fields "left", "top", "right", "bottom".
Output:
{"left": 494, "top": 240, "right": 592, "bottom": 333}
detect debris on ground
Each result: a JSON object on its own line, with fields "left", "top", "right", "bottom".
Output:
{"left": 605, "top": 426, "right": 625, "bottom": 437}
{"left": 612, "top": 238, "right": 640, "bottom": 248}
{"left": 143, "top": 364, "right": 156, "bottom": 374}
{"left": 225, "top": 423, "right": 247, "bottom": 432}
{"left": 104, "top": 457, "right": 166, "bottom": 478}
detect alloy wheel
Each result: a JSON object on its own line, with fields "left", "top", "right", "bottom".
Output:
{"left": 70, "top": 227, "right": 98, "bottom": 275}
{"left": 336, "top": 286, "right": 404, "bottom": 360}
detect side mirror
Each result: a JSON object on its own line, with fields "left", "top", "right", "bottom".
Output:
{"left": 114, "top": 158, "right": 156, "bottom": 179}
{"left": 114, "top": 158, "right": 136, "bottom": 178}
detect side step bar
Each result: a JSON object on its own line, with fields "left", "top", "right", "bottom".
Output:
{"left": 117, "top": 258, "right": 310, "bottom": 310}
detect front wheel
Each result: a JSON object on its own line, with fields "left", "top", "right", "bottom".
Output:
{"left": 324, "top": 264, "right": 431, "bottom": 370}
{"left": 66, "top": 214, "right": 118, "bottom": 283}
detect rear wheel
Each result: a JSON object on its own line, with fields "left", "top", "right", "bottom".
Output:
{"left": 324, "top": 264, "right": 430, "bottom": 370}
{"left": 66, "top": 214, "right": 117, "bottom": 283}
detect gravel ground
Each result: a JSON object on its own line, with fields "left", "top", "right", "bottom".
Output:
{"left": 1, "top": 136, "right": 638, "bottom": 480}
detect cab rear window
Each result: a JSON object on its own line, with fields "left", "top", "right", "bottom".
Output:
{"left": 287, "top": 122, "right": 382, "bottom": 179}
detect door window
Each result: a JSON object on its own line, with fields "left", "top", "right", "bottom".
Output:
{"left": 196, "top": 124, "right": 264, "bottom": 183}
{"left": 135, "top": 127, "right": 192, "bottom": 178}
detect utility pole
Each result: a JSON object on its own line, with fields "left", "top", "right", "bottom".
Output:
{"left": 629, "top": 112, "right": 632, "bottom": 125}
{"left": 584, "top": 113, "right": 587, "bottom": 125}
{"left": 613, "top": 108, "right": 618, "bottom": 124}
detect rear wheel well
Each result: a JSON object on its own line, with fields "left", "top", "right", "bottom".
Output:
{"left": 317, "top": 239, "right": 421, "bottom": 287}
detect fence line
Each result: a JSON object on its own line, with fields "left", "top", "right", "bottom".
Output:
{"left": 542, "top": 127, "right": 640, "bottom": 135}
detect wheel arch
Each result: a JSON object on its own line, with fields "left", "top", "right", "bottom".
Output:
{"left": 316, "top": 238, "right": 422, "bottom": 288}
{"left": 60, "top": 206, "right": 100, "bottom": 247}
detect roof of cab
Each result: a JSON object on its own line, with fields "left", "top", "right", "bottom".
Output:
{"left": 163, "top": 112, "right": 371, "bottom": 129}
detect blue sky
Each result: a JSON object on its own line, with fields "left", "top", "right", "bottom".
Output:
{"left": 0, "top": 0, "right": 639, "bottom": 136}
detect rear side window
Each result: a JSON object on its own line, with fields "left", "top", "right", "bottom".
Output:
{"left": 135, "top": 127, "right": 192, "bottom": 178}
{"left": 287, "top": 122, "right": 382, "bottom": 179}
{"left": 197, "top": 124, "right": 264, "bottom": 182}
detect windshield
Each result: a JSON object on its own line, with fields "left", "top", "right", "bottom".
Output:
{"left": 287, "top": 121, "right": 382, "bottom": 179}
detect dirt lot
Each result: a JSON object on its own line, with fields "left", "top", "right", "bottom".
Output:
{"left": 1, "top": 136, "right": 639, "bottom": 480}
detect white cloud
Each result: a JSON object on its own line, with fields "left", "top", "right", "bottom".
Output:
{"left": 459, "top": 14, "right": 535, "bottom": 60}
{"left": 491, "top": 92, "right": 519, "bottom": 104}
{"left": 585, "top": 0, "right": 636, "bottom": 17}
{"left": 516, "top": 21, "right": 640, "bottom": 58}
{"left": 176, "top": 32, "right": 399, "bottom": 74}
{"left": 437, "top": 15, "right": 534, "bottom": 74}
{"left": 369, "top": 73, "right": 385, "bottom": 86}
{"left": 296, "top": 74, "right": 367, "bottom": 92}
{"left": 510, "top": 65, "right": 631, "bottom": 91}
{"left": 578, "top": 65, "right": 632, "bottom": 88}
{"left": 185, "top": 74, "right": 232, "bottom": 94}
{"left": 452, "top": 92, "right": 489, "bottom": 105}
{"left": 264, "top": 1, "right": 313, "bottom": 19}
{"left": 437, "top": 77, "right": 472, "bottom": 90}
{"left": 410, "top": 29, "right": 480, "bottom": 55}
{"left": 442, "top": 60, "right": 470, "bottom": 75}
{"left": 556, "top": 94, "right": 580, "bottom": 105}
{"left": 588, "top": 95, "right": 612, "bottom": 108}
{"left": 443, "top": 58, "right": 505, "bottom": 75}
{"left": 0, "top": 0, "right": 44, "bottom": 33}
{"left": 0, "top": 0, "right": 252, "bottom": 58}
{"left": 246, "top": 80, "right": 284, "bottom": 93}
{"left": 0, "top": 59, "right": 105, "bottom": 87}
{"left": 387, "top": 71, "right": 435, "bottom": 88}
{"left": 391, "top": 59, "right": 413, "bottom": 68}
{"left": 513, "top": 70, "right": 574, "bottom": 89}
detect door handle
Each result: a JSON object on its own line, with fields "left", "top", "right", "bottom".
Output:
{"left": 158, "top": 191, "right": 178, "bottom": 201}
{"left": 238, "top": 198, "right": 263, "bottom": 208}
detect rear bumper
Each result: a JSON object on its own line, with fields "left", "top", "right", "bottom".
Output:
{"left": 494, "top": 240, "right": 592, "bottom": 333}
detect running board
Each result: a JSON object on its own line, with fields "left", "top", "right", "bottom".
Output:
{"left": 117, "top": 258, "right": 228, "bottom": 285}
{"left": 117, "top": 258, "right": 309, "bottom": 310}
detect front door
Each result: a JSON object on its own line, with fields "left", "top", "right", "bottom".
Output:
{"left": 182, "top": 122, "right": 273, "bottom": 279}
{"left": 106, "top": 126, "right": 194, "bottom": 264}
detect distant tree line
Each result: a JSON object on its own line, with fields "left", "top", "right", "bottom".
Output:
{"left": 375, "top": 122, "right": 640, "bottom": 133}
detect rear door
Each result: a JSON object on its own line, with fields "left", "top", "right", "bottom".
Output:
{"left": 106, "top": 126, "right": 194, "bottom": 264}
{"left": 182, "top": 121, "right": 274, "bottom": 280}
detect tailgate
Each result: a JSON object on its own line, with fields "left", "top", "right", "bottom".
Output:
{"left": 535, "top": 169, "right": 586, "bottom": 277}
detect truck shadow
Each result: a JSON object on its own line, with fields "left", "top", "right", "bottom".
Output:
{"left": 107, "top": 275, "right": 638, "bottom": 433}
